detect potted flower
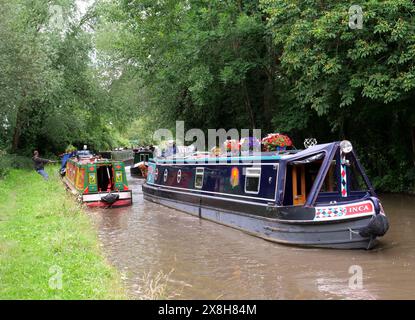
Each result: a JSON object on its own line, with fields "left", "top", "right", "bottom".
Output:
{"left": 261, "top": 133, "right": 292, "bottom": 152}
{"left": 210, "top": 146, "right": 222, "bottom": 157}
{"left": 223, "top": 139, "right": 239, "bottom": 156}
{"left": 239, "top": 137, "right": 261, "bottom": 155}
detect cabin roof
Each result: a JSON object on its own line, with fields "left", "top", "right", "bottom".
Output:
{"left": 152, "top": 142, "right": 338, "bottom": 164}
{"left": 278, "top": 142, "right": 335, "bottom": 162}
{"left": 68, "top": 157, "right": 116, "bottom": 165}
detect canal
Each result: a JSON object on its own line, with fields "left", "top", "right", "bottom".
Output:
{"left": 88, "top": 168, "right": 415, "bottom": 299}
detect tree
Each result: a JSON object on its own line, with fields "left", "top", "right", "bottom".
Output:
{"left": 261, "top": 0, "right": 415, "bottom": 190}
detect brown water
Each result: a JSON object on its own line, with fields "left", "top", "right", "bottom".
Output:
{"left": 89, "top": 169, "right": 415, "bottom": 300}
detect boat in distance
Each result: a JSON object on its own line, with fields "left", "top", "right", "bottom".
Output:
{"left": 142, "top": 140, "right": 389, "bottom": 249}
{"left": 130, "top": 147, "right": 154, "bottom": 178}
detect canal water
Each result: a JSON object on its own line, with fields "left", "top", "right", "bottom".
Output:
{"left": 89, "top": 168, "right": 415, "bottom": 299}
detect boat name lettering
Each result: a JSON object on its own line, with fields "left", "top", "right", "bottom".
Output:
{"left": 345, "top": 203, "right": 373, "bottom": 215}
{"left": 315, "top": 201, "right": 374, "bottom": 220}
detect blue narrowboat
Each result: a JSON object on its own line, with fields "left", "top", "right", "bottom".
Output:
{"left": 142, "top": 140, "right": 389, "bottom": 249}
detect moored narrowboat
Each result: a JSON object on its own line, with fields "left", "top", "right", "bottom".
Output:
{"left": 131, "top": 147, "right": 154, "bottom": 178}
{"left": 142, "top": 140, "right": 389, "bottom": 249}
{"left": 62, "top": 153, "right": 132, "bottom": 208}
{"left": 99, "top": 149, "right": 134, "bottom": 166}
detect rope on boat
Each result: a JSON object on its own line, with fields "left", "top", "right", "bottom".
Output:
{"left": 106, "top": 167, "right": 110, "bottom": 180}
{"left": 348, "top": 228, "right": 360, "bottom": 240}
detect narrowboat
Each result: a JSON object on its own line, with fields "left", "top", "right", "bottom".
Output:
{"left": 62, "top": 152, "right": 132, "bottom": 208}
{"left": 99, "top": 149, "right": 134, "bottom": 166}
{"left": 131, "top": 147, "right": 154, "bottom": 178}
{"left": 142, "top": 140, "right": 389, "bottom": 249}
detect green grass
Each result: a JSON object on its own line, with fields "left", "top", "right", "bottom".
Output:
{"left": 0, "top": 167, "right": 126, "bottom": 299}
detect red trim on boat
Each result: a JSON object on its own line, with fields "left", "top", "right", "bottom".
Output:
{"left": 85, "top": 199, "right": 132, "bottom": 208}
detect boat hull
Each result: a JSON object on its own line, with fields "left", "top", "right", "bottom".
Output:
{"left": 142, "top": 183, "right": 378, "bottom": 249}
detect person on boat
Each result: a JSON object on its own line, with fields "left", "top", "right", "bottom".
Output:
{"left": 59, "top": 150, "right": 76, "bottom": 176}
{"left": 32, "top": 150, "right": 54, "bottom": 180}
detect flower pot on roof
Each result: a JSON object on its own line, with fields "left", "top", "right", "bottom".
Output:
{"left": 223, "top": 139, "right": 239, "bottom": 156}
{"left": 210, "top": 146, "right": 221, "bottom": 157}
{"left": 261, "top": 133, "right": 293, "bottom": 152}
{"left": 239, "top": 137, "right": 261, "bottom": 155}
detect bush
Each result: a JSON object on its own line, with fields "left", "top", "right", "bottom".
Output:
{"left": 371, "top": 166, "right": 415, "bottom": 194}
{"left": 0, "top": 152, "right": 33, "bottom": 179}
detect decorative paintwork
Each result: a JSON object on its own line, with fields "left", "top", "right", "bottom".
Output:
{"left": 314, "top": 200, "right": 374, "bottom": 221}
{"left": 230, "top": 167, "right": 240, "bottom": 188}
{"left": 341, "top": 161, "right": 348, "bottom": 197}
{"left": 63, "top": 157, "right": 132, "bottom": 207}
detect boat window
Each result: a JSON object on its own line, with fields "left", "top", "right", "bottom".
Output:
{"left": 140, "top": 154, "right": 149, "bottom": 162}
{"left": 284, "top": 154, "right": 325, "bottom": 206}
{"left": 177, "top": 169, "right": 182, "bottom": 183}
{"left": 319, "top": 160, "right": 339, "bottom": 193}
{"left": 154, "top": 168, "right": 159, "bottom": 181}
{"left": 195, "top": 167, "right": 204, "bottom": 189}
{"left": 245, "top": 167, "right": 261, "bottom": 194}
{"left": 163, "top": 169, "right": 168, "bottom": 183}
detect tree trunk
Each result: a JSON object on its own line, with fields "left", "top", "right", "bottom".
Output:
{"left": 411, "top": 125, "right": 415, "bottom": 167}
{"left": 262, "top": 34, "right": 278, "bottom": 133}
{"left": 263, "top": 77, "right": 273, "bottom": 132}
{"left": 242, "top": 80, "right": 255, "bottom": 129}
{"left": 11, "top": 108, "right": 23, "bottom": 153}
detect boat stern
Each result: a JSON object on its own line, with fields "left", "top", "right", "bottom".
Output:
{"left": 82, "top": 190, "right": 133, "bottom": 208}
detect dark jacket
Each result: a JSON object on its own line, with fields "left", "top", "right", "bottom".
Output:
{"left": 32, "top": 156, "right": 50, "bottom": 171}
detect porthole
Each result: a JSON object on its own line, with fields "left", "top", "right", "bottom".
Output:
{"left": 163, "top": 169, "right": 168, "bottom": 183}
{"left": 177, "top": 169, "right": 182, "bottom": 183}
{"left": 195, "top": 167, "right": 204, "bottom": 189}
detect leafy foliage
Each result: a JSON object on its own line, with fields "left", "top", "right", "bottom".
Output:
{"left": 95, "top": 0, "right": 415, "bottom": 192}
{"left": 0, "top": 0, "right": 131, "bottom": 156}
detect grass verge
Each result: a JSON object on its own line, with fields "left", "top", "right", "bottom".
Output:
{"left": 0, "top": 167, "right": 126, "bottom": 299}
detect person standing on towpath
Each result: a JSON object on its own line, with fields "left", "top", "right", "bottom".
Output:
{"left": 32, "top": 150, "right": 55, "bottom": 180}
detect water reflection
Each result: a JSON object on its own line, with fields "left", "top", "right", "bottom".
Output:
{"left": 88, "top": 170, "right": 415, "bottom": 299}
